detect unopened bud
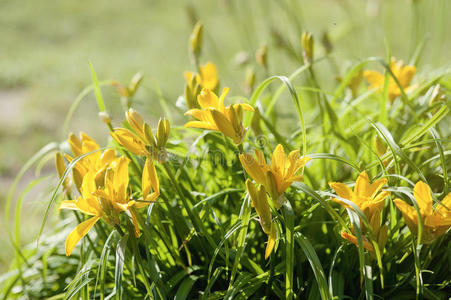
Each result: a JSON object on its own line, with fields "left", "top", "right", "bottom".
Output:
{"left": 374, "top": 136, "right": 387, "bottom": 157}
{"left": 245, "top": 67, "right": 256, "bottom": 93}
{"left": 98, "top": 111, "right": 111, "bottom": 124}
{"left": 301, "top": 31, "right": 314, "bottom": 64}
{"left": 156, "top": 118, "right": 170, "bottom": 148}
{"left": 144, "top": 123, "right": 157, "bottom": 147}
{"left": 189, "top": 22, "right": 203, "bottom": 56}
{"left": 256, "top": 44, "right": 268, "bottom": 69}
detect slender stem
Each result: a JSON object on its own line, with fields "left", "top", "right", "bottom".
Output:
{"left": 163, "top": 163, "right": 217, "bottom": 251}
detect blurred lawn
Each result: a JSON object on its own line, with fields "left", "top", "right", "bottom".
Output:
{"left": 0, "top": 0, "right": 450, "bottom": 272}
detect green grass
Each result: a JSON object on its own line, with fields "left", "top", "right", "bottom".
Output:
{"left": 1, "top": 0, "right": 451, "bottom": 298}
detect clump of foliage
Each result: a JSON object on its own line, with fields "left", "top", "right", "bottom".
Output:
{"left": 2, "top": 4, "right": 451, "bottom": 300}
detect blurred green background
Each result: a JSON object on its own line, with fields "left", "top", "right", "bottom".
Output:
{"left": 0, "top": 0, "right": 449, "bottom": 272}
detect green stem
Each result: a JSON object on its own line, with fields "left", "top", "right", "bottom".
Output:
{"left": 163, "top": 163, "right": 217, "bottom": 251}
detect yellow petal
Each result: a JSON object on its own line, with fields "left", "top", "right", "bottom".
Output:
{"left": 65, "top": 216, "right": 100, "bottom": 256}
{"left": 209, "top": 109, "right": 237, "bottom": 141}
{"left": 199, "top": 62, "right": 219, "bottom": 90}
{"left": 246, "top": 180, "right": 271, "bottom": 234}
{"left": 413, "top": 181, "right": 433, "bottom": 217}
{"left": 368, "top": 178, "right": 388, "bottom": 198}
{"left": 185, "top": 109, "right": 210, "bottom": 121}
{"left": 184, "top": 120, "right": 218, "bottom": 131}
{"left": 341, "top": 231, "right": 374, "bottom": 252}
{"left": 59, "top": 200, "right": 79, "bottom": 211}
{"left": 329, "top": 182, "right": 353, "bottom": 202}
{"left": 218, "top": 87, "right": 230, "bottom": 113}
{"left": 363, "top": 70, "right": 384, "bottom": 89}
{"left": 100, "top": 149, "right": 117, "bottom": 166}
{"left": 111, "top": 129, "right": 147, "bottom": 156}
{"left": 354, "top": 171, "right": 370, "bottom": 198}
{"left": 239, "top": 153, "right": 266, "bottom": 184}
{"left": 68, "top": 133, "right": 82, "bottom": 157}
{"left": 126, "top": 108, "right": 145, "bottom": 138}
{"left": 271, "top": 144, "right": 286, "bottom": 175}
{"left": 197, "top": 88, "right": 219, "bottom": 109}
{"left": 435, "top": 192, "right": 451, "bottom": 216}
{"left": 394, "top": 199, "right": 419, "bottom": 232}
{"left": 265, "top": 222, "right": 277, "bottom": 259}
{"left": 142, "top": 157, "right": 159, "bottom": 200}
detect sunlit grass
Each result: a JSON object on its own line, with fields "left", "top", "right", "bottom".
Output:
{"left": 1, "top": 0, "right": 451, "bottom": 299}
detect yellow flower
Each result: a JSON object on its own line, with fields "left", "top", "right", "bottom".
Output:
{"left": 240, "top": 144, "right": 311, "bottom": 208}
{"left": 329, "top": 171, "right": 390, "bottom": 219}
{"left": 394, "top": 181, "right": 451, "bottom": 243}
{"left": 59, "top": 171, "right": 104, "bottom": 256}
{"left": 246, "top": 179, "right": 277, "bottom": 259}
{"left": 66, "top": 132, "right": 117, "bottom": 190}
{"left": 184, "top": 62, "right": 219, "bottom": 91}
{"left": 185, "top": 88, "right": 254, "bottom": 145}
{"left": 364, "top": 58, "right": 416, "bottom": 101}
{"left": 111, "top": 109, "right": 170, "bottom": 162}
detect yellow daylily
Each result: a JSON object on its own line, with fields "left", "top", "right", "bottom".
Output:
{"left": 394, "top": 181, "right": 451, "bottom": 243}
{"left": 240, "top": 144, "right": 311, "bottom": 208}
{"left": 59, "top": 171, "right": 104, "bottom": 256}
{"left": 246, "top": 180, "right": 277, "bottom": 259}
{"left": 111, "top": 109, "right": 170, "bottom": 162}
{"left": 364, "top": 57, "right": 416, "bottom": 101}
{"left": 329, "top": 171, "right": 390, "bottom": 219}
{"left": 184, "top": 62, "right": 219, "bottom": 91}
{"left": 340, "top": 209, "right": 388, "bottom": 253}
{"left": 66, "top": 132, "right": 118, "bottom": 190}
{"left": 185, "top": 88, "right": 254, "bottom": 145}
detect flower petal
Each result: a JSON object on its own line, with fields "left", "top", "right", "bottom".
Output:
{"left": 65, "top": 216, "right": 100, "bottom": 256}
{"left": 413, "top": 181, "right": 433, "bottom": 217}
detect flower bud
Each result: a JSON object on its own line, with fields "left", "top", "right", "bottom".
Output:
{"left": 98, "top": 111, "right": 111, "bottom": 124}
{"left": 189, "top": 22, "right": 203, "bottom": 57}
{"left": 245, "top": 67, "right": 256, "bottom": 94}
{"left": 156, "top": 118, "right": 170, "bottom": 148}
{"left": 301, "top": 31, "right": 314, "bottom": 64}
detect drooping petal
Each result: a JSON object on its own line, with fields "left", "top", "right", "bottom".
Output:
{"left": 341, "top": 231, "right": 374, "bottom": 252}
{"left": 271, "top": 144, "right": 286, "bottom": 176}
{"left": 65, "top": 216, "right": 100, "bottom": 256}
{"left": 111, "top": 128, "right": 148, "bottom": 156}
{"left": 100, "top": 149, "right": 117, "bottom": 166}
{"left": 265, "top": 222, "right": 277, "bottom": 259}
